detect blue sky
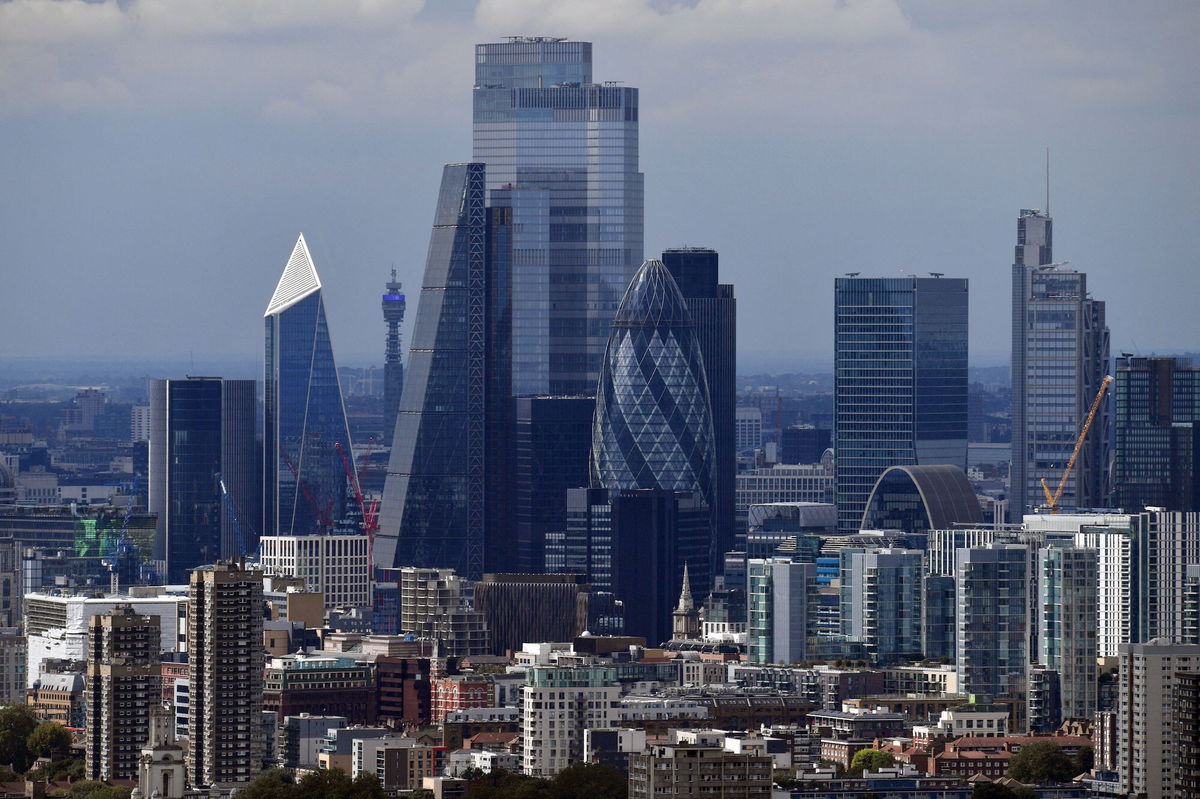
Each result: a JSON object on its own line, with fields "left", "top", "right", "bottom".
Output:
{"left": 2, "top": 0, "right": 1196, "bottom": 370}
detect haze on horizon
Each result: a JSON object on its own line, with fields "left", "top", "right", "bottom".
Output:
{"left": 1, "top": 0, "right": 1196, "bottom": 371}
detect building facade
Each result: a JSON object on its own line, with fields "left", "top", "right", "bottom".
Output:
{"left": 188, "top": 560, "right": 264, "bottom": 788}
{"left": 86, "top": 606, "right": 160, "bottom": 781}
{"left": 521, "top": 666, "right": 621, "bottom": 777}
{"left": 662, "top": 247, "right": 736, "bottom": 568}
{"left": 747, "top": 559, "right": 816, "bottom": 666}
{"left": 149, "top": 377, "right": 257, "bottom": 581}
{"left": 258, "top": 534, "right": 371, "bottom": 610}
{"left": 628, "top": 744, "right": 773, "bottom": 799}
{"left": 1113, "top": 355, "right": 1200, "bottom": 512}
{"left": 1035, "top": 544, "right": 1098, "bottom": 725}
{"left": 834, "top": 276, "right": 969, "bottom": 533}
{"left": 397, "top": 567, "right": 488, "bottom": 657}
{"left": 1010, "top": 209, "right": 1110, "bottom": 517}
{"left": 473, "top": 37, "right": 642, "bottom": 398}
{"left": 1116, "top": 641, "right": 1200, "bottom": 799}
{"left": 263, "top": 234, "right": 354, "bottom": 538}
{"left": 955, "top": 545, "right": 1028, "bottom": 720}
{"left": 840, "top": 548, "right": 923, "bottom": 665}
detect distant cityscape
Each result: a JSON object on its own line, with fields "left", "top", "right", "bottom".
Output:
{"left": 0, "top": 34, "right": 1198, "bottom": 799}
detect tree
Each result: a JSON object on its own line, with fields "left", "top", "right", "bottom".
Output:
{"left": 236, "top": 768, "right": 296, "bottom": 799}
{"left": 549, "top": 763, "right": 627, "bottom": 799}
{"left": 0, "top": 705, "right": 38, "bottom": 772}
{"left": 68, "top": 782, "right": 132, "bottom": 799}
{"left": 1007, "top": 741, "right": 1075, "bottom": 784}
{"left": 28, "top": 721, "right": 73, "bottom": 759}
{"left": 1074, "top": 744, "right": 1094, "bottom": 774}
{"left": 849, "top": 748, "right": 896, "bottom": 775}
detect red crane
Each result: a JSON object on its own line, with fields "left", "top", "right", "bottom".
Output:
{"left": 281, "top": 448, "right": 334, "bottom": 533}
{"left": 335, "top": 442, "right": 379, "bottom": 536}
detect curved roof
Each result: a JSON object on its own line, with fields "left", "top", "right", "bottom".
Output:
{"left": 861, "top": 464, "right": 982, "bottom": 531}
{"left": 611, "top": 259, "right": 692, "bottom": 328}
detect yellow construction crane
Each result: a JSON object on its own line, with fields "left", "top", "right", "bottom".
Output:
{"left": 1040, "top": 375, "right": 1114, "bottom": 512}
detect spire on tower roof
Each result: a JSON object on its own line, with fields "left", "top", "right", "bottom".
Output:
{"left": 677, "top": 563, "right": 694, "bottom": 613}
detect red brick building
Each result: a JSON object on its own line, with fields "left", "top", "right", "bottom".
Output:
{"left": 430, "top": 675, "right": 491, "bottom": 724}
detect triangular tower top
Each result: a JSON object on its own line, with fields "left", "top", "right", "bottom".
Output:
{"left": 265, "top": 233, "right": 322, "bottom": 317}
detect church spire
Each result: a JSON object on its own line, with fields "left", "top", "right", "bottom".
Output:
{"left": 672, "top": 563, "right": 701, "bottom": 641}
{"left": 677, "top": 562, "right": 694, "bottom": 612}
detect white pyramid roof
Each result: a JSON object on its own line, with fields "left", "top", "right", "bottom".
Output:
{"left": 265, "top": 233, "right": 322, "bottom": 316}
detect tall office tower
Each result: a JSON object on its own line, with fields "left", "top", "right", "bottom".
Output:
{"left": 590, "top": 258, "right": 717, "bottom": 613}
{"left": 378, "top": 164, "right": 490, "bottom": 578}
{"left": 747, "top": 558, "right": 816, "bottom": 665}
{"left": 662, "top": 248, "right": 736, "bottom": 573}
{"left": 592, "top": 259, "right": 716, "bottom": 520}
{"left": 1035, "top": 544, "right": 1098, "bottom": 726}
{"left": 956, "top": 544, "right": 1028, "bottom": 722}
{"left": 149, "top": 377, "right": 257, "bottom": 582}
{"left": 264, "top": 234, "right": 354, "bottom": 539}
{"left": 1010, "top": 210, "right": 1110, "bottom": 518}
{"left": 86, "top": 606, "right": 161, "bottom": 781}
{"left": 188, "top": 560, "right": 264, "bottom": 789}
{"left": 382, "top": 270, "right": 407, "bottom": 444}
{"left": 1116, "top": 641, "right": 1200, "bottom": 799}
{"left": 513, "top": 397, "right": 593, "bottom": 572}
{"left": 1113, "top": 355, "right": 1200, "bottom": 512}
{"left": 839, "top": 548, "right": 923, "bottom": 666}
{"left": 474, "top": 38, "right": 643, "bottom": 397}
{"left": 833, "top": 276, "right": 968, "bottom": 533}
{"left": 559, "top": 487, "right": 710, "bottom": 644}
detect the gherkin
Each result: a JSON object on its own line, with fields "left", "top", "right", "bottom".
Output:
{"left": 591, "top": 259, "right": 716, "bottom": 508}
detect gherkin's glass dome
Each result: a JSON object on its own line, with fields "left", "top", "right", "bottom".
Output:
{"left": 591, "top": 259, "right": 716, "bottom": 506}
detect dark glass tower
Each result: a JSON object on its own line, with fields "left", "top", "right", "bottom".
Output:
{"left": 474, "top": 38, "right": 643, "bottom": 397}
{"left": 382, "top": 270, "right": 406, "bottom": 444}
{"left": 514, "top": 396, "right": 594, "bottom": 573}
{"left": 1113, "top": 356, "right": 1200, "bottom": 512}
{"left": 834, "top": 276, "right": 968, "bottom": 533}
{"left": 149, "top": 377, "right": 256, "bottom": 582}
{"left": 661, "top": 247, "right": 736, "bottom": 573}
{"left": 263, "top": 234, "right": 354, "bottom": 537}
{"left": 377, "top": 163, "right": 489, "bottom": 577}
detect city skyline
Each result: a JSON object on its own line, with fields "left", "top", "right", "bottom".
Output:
{"left": 2, "top": 3, "right": 1197, "bottom": 371}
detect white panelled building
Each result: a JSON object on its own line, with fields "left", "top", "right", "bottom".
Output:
{"left": 258, "top": 534, "right": 371, "bottom": 610}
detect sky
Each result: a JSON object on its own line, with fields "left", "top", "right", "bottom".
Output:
{"left": 1, "top": 0, "right": 1197, "bottom": 373}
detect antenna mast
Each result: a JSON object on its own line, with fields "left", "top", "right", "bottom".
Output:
{"left": 1045, "top": 147, "right": 1050, "bottom": 216}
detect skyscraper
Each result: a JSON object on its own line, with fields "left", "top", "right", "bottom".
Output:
{"left": 839, "top": 548, "right": 923, "bottom": 665}
{"left": 473, "top": 37, "right": 643, "bottom": 397}
{"left": 956, "top": 544, "right": 1028, "bottom": 722}
{"left": 592, "top": 258, "right": 716, "bottom": 510}
{"left": 1035, "top": 544, "right": 1098, "bottom": 726}
{"left": 377, "top": 164, "right": 489, "bottom": 577}
{"left": 834, "top": 276, "right": 969, "bottom": 533}
{"left": 1113, "top": 355, "right": 1200, "bottom": 512}
{"left": 264, "top": 234, "right": 354, "bottom": 538}
{"left": 86, "top": 606, "right": 160, "bottom": 781}
{"left": 382, "top": 269, "right": 407, "bottom": 445}
{"left": 661, "top": 247, "right": 736, "bottom": 571}
{"left": 188, "top": 560, "right": 264, "bottom": 789}
{"left": 149, "top": 376, "right": 257, "bottom": 582}
{"left": 1010, "top": 209, "right": 1110, "bottom": 517}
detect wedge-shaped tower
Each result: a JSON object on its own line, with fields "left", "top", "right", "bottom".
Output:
{"left": 263, "top": 234, "right": 353, "bottom": 536}
{"left": 591, "top": 259, "right": 716, "bottom": 507}
{"left": 376, "top": 164, "right": 488, "bottom": 576}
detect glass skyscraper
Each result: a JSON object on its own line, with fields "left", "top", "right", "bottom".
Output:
{"left": 1113, "top": 355, "right": 1200, "bottom": 512}
{"left": 474, "top": 37, "right": 643, "bottom": 397}
{"left": 956, "top": 544, "right": 1029, "bottom": 718}
{"left": 1010, "top": 209, "right": 1110, "bottom": 517}
{"left": 377, "top": 164, "right": 489, "bottom": 577}
{"left": 263, "top": 234, "right": 353, "bottom": 538}
{"left": 833, "top": 276, "right": 968, "bottom": 533}
{"left": 591, "top": 258, "right": 716, "bottom": 508}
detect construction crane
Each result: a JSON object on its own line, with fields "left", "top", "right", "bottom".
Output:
{"left": 281, "top": 448, "right": 334, "bottom": 533}
{"left": 1040, "top": 375, "right": 1114, "bottom": 512}
{"left": 335, "top": 441, "right": 379, "bottom": 546}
